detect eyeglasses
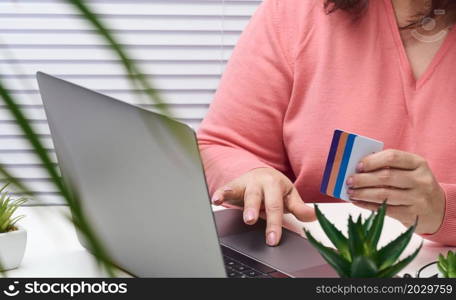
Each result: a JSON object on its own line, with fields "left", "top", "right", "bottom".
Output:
{"left": 402, "top": 261, "right": 440, "bottom": 278}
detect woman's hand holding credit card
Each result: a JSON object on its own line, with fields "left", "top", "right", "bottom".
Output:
{"left": 321, "top": 129, "right": 446, "bottom": 234}
{"left": 320, "top": 130, "right": 384, "bottom": 201}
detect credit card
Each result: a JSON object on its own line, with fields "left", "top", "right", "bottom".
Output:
{"left": 320, "top": 130, "right": 384, "bottom": 201}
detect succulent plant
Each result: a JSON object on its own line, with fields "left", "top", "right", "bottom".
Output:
{"left": 304, "top": 202, "right": 422, "bottom": 277}
{"left": 437, "top": 251, "right": 456, "bottom": 278}
{"left": 0, "top": 184, "right": 27, "bottom": 233}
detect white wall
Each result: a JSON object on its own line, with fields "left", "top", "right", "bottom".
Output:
{"left": 0, "top": 0, "right": 262, "bottom": 204}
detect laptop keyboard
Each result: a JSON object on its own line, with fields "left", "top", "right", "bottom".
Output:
{"left": 223, "top": 255, "right": 271, "bottom": 278}
{"left": 221, "top": 245, "right": 288, "bottom": 278}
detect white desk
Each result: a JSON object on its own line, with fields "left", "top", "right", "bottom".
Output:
{"left": 7, "top": 204, "right": 454, "bottom": 277}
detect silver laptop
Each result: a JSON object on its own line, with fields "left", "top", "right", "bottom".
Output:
{"left": 37, "top": 72, "right": 335, "bottom": 278}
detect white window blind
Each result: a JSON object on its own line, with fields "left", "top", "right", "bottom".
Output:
{"left": 0, "top": 0, "right": 262, "bottom": 204}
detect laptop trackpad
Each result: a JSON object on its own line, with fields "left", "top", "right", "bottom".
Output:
{"left": 216, "top": 209, "right": 337, "bottom": 277}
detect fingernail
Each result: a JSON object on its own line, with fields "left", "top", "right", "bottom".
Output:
{"left": 346, "top": 177, "right": 353, "bottom": 187}
{"left": 211, "top": 195, "right": 221, "bottom": 205}
{"left": 243, "top": 209, "right": 255, "bottom": 223}
{"left": 356, "top": 162, "right": 364, "bottom": 172}
{"left": 223, "top": 186, "right": 233, "bottom": 192}
{"left": 347, "top": 188, "right": 354, "bottom": 195}
{"left": 267, "top": 232, "right": 277, "bottom": 246}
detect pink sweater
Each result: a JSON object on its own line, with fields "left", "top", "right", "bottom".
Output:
{"left": 197, "top": 0, "right": 456, "bottom": 245}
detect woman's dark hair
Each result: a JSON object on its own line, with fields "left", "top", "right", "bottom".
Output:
{"left": 324, "top": 0, "right": 368, "bottom": 15}
{"left": 325, "top": 0, "right": 456, "bottom": 27}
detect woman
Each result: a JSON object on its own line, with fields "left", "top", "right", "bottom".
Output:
{"left": 197, "top": 0, "right": 456, "bottom": 247}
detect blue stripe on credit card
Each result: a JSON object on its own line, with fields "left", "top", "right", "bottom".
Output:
{"left": 333, "top": 134, "right": 356, "bottom": 198}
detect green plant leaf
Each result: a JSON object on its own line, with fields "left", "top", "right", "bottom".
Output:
{"left": 66, "top": 1, "right": 167, "bottom": 109}
{"left": 0, "top": 0, "right": 179, "bottom": 277}
{"left": 0, "top": 184, "right": 27, "bottom": 233}
{"left": 347, "top": 215, "right": 366, "bottom": 258}
{"left": 438, "top": 251, "right": 456, "bottom": 278}
{"left": 0, "top": 166, "right": 35, "bottom": 198}
{"left": 438, "top": 253, "right": 448, "bottom": 277}
{"left": 0, "top": 74, "right": 115, "bottom": 276}
{"left": 304, "top": 229, "right": 351, "bottom": 277}
{"left": 363, "top": 211, "right": 375, "bottom": 234}
{"left": 356, "top": 214, "right": 362, "bottom": 226}
{"left": 377, "top": 242, "right": 422, "bottom": 278}
{"left": 350, "top": 256, "right": 378, "bottom": 278}
{"left": 0, "top": 84, "right": 62, "bottom": 195}
{"left": 314, "top": 205, "right": 350, "bottom": 261}
{"left": 377, "top": 221, "right": 417, "bottom": 270}
{"left": 0, "top": 183, "right": 9, "bottom": 195}
{"left": 448, "top": 251, "right": 456, "bottom": 278}
{"left": 438, "top": 265, "right": 447, "bottom": 278}
{"left": 67, "top": 0, "right": 194, "bottom": 163}
{"left": 9, "top": 215, "right": 25, "bottom": 229}
{"left": 366, "top": 201, "right": 386, "bottom": 249}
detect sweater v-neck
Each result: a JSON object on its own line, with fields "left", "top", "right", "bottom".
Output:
{"left": 382, "top": 0, "right": 456, "bottom": 90}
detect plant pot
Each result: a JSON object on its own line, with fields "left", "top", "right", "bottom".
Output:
{"left": 0, "top": 226, "right": 27, "bottom": 271}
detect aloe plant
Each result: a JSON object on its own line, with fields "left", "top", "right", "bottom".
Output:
{"left": 438, "top": 251, "right": 456, "bottom": 278}
{"left": 304, "top": 202, "right": 422, "bottom": 277}
{"left": 0, "top": 184, "right": 27, "bottom": 233}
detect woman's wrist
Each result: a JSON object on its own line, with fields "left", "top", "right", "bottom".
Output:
{"left": 421, "top": 184, "right": 446, "bottom": 235}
